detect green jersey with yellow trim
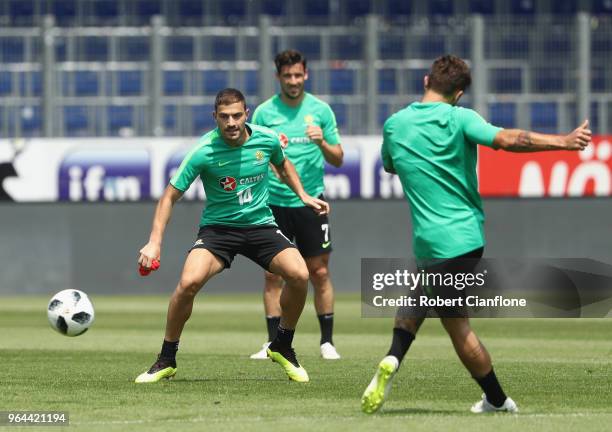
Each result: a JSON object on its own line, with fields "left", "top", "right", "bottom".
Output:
{"left": 252, "top": 92, "right": 341, "bottom": 207}
{"left": 170, "top": 123, "right": 285, "bottom": 227}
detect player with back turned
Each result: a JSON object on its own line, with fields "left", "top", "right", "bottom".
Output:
{"left": 249, "top": 50, "right": 344, "bottom": 360}
{"left": 135, "top": 88, "right": 329, "bottom": 384}
{"left": 361, "top": 55, "right": 592, "bottom": 414}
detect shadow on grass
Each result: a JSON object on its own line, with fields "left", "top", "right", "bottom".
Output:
{"left": 378, "top": 407, "right": 464, "bottom": 416}
{"left": 170, "top": 377, "right": 288, "bottom": 383}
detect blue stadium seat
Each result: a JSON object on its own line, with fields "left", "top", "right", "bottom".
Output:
{"left": 221, "top": 0, "right": 247, "bottom": 22}
{"left": 593, "top": 0, "right": 612, "bottom": 14}
{"left": 500, "top": 35, "right": 529, "bottom": 58}
{"left": 167, "top": 37, "right": 193, "bottom": 61}
{"left": 591, "top": 67, "right": 606, "bottom": 92}
{"left": 243, "top": 70, "right": 258, "bottom": 96}
{"left": 93, "top": 0, "right": 119, "bottom": 22}
{"left": 534, "top": 67, "right": 564, "bottom": 93}
{"left": 490, "top": 68, "right": 522, "bottom": 93}
{"left": 117, "top": 71, "right": 142, "bottom": 96}
{"left": 379, "top": 35, "right": 404, "bottom": 60}
{"left": 378, "top": 103, "right": 391, "bottom": 127}
{"left": 490, "top": 103, "right": 516, "bottom": 129}
{"left": 52, "top": 0, "right": 77, "bottom": 26}
{"left": 428, "top": 0, "right": 454, "bottom": 16}
{"left": 192, "top": 105, "right": 216, "bottom": 135}
{"left": 511, "top": 0, "right": 535, "bottom": 15}
{"left": 409, "top": 69, "right": 428, "bottom": 94}
{"left": 378, "top": 69, "right": 396, "bottom": 94}
{"left": 1, "top": 37, "right": 24, "bottom": 63}
{"left": 305, "top": 0, "right": 330, "bottom": 17}
{"left": 552, "top": 0, "right": 577, "bottom": 14}
{"left": 211, "top": 37, "right": 236, "bottom": 61}
{"left": 108, "top": 106, "right": 133, "bottom": 134}
{"left": 136, "top": 0, "right": 161, "bottom": 25}
{"left": 592, "top": 35, "right": 612, "bottom": 57}
{"left": 344, "top": 0, "right": 371, "bottom": 18}
{"left": 469, "top": 0, "right": 495, "bottom": 14}
{"left": 19, "top": 72, "right": 42, "bottom": 97}
{"left": 262, "top": 0, "right": 285, "bottom": 16}
{"left": 419, "top": 36, "right": 445, "bottom": 58}
{"left": 530, "top": 102, "right": 557, "bottom": 133}
{"left": 329, "top": 69, "right": 354, "bottom": 94}
{"left": 9, "top": 0, "right": 34, "bottom": 25}
{"left": 178, "top": 0, "right": 204, "bottom": 23}
{"left": 74, "top": 71, "right": 99, "bottom": 96}
{"left": 21, "top": 106, "right": 41, "bottom": 136}
{"left": 164, "top": 105, "right": 176, "bottom": 132}
{"left": 119, "top": 37, "right": 149, "bottom": 61}
{"left": 164, "top": 71, "right": 184, "bottom": 95}
{"left": 290, "top": 37, "right": 320, "bottom": 61}
{"left": 203, "top": 70, "right": 228, "bottom": 95}
{"left": 386, "top": 0, "right": 411, "bottom": 18}
{"left": 329, "top": 103, "right": 347, "bottom": 129}
{"left": 331, "top": 36, "right": 363, "bottom": 60}
{"left": 64, "top": 106, "right": 89, "bottom": 135}
{"left": 542, "top": 34, "right": 571, "bottom": 56}
{"left": 0, "top": 72, "right": 12, "bottom": 95}
{"left": 83, "top": 37, "right": 108, "bottom": 61}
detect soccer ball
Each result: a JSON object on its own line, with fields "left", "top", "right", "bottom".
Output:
{"left": 47, "top": 289, "right": 95, "bottom": 336}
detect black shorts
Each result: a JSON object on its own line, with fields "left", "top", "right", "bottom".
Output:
{"left": 189, "top": 225, "right": 296, "bottom": 271}
{"left": 270, "top": 196, "right": 332, "bottom": 258}
{"left": 397, "top": 247, "right": 485, "bottom": 319}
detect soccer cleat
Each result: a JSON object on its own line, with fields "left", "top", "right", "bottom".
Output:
{"left": 320, "top": 342, "right": 341, "bottom": 360}
{"left": 361, "top": 355, "right": 399, "bottom": 414}
{"left": 267, "top": 346, "right": 309, "bottom": 383}
{"left": 134, "top": 355, "right": 177, "bottom": 383}
{"left": 249, "top": 342, "right": 271, "bottom": 359}
{"left": 470, "top": 394, "right": 519, "bottom": 413}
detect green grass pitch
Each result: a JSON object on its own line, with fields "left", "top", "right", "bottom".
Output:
{"left": 2, "top": 294, "right": 611, "bottom": 431}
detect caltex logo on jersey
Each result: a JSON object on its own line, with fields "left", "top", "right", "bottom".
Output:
{"left": 278, "top": 133, "right": 289, "bottom": 149}
{"left": 219, "top": 176, "right": 237, "bottom": 191}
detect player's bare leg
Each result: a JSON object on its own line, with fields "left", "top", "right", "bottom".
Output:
{"left": 136, "top": 249, "right": 224, "bottom": 383}
{"left": 265, "top": 248, "right": 310, "bottom": 382}
{"left": 306, "top": 253, "right": 340, "bottom": 359}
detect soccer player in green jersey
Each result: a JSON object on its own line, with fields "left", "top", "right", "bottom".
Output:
{"left": 361, "top": 55, "right": 591, "bottom": 413}
{"left": 249, "top": 50, "right": 344, "bottom": 360}
{"left": 135, "top": 88, "right": 329, "bottom": 384}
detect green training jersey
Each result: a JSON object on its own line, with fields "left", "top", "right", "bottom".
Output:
{"left": 170, "top": 123, "right": 285, "bottom": 227}
{"left": 252, "top": 92, "right": 341, "bottom": 207}
{"left": 381, "top": 102, "right": 502, "bottom": 260}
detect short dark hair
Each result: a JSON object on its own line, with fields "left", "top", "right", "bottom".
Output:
{"left": 274, "top": 49, "right": 307, "bottom": 74}
{"left": 214, "top": 88, "right": 246, "bottom": 111}
{"left": 427, "top": 55, "right": 472, "bottom": 97}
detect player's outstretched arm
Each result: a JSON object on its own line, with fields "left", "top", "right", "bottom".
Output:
{"left": 138, "top": 184, "right": 183, "bottom": 270}
{"left": 493, "top": 120, "right": 591, "bottom": 152}
{"left": 274, "top": 158, "right": 330, "bottom": 215}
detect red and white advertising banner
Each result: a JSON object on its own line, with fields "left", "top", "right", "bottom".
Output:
{"left": 478, "top": 136, "right": 612, "bottom": 197}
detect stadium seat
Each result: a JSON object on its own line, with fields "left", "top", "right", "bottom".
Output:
{"left": 329, "top": 103, "right": 347, "bottom": 129}
{"left": 243, "top": 70, "right": 258, "bottom": 96}
{"left": 551, "top": 0, "right": 577, "bottom": 15}
{"left": 530, "top": 102, "right": 557, "bottom": 133}
{"left": 379, "top": 35, "right": 404, "bottom": 60}
{"left": 490, "top": 68, "right": 522, "bottom": 93}
{"left": 428, "top": 0, "right": 454, "bottom": 16}
{"left": 591, "top": 66, "right": 606, "bottom": 92}
{"left": 164, "top": 105, "right": 176, "bottom": 133}
{"left": 64, "top": 105, "right": 89, "bottom": 135}
{"left": 331, "top": 35, "right": 363, "bottom": 60}
{"left": 74, "top": 71, "right": 99, "bottom": 96}
{"left": 511, "top": 0, "right": 536, "bottom": 15}
{"left": 83, "top": 37, "right": 108, "bottom": 61}
{"left": 211, "top": 37, "right": 236, "bottom": 61}
{"left": 289, "top": 36, "right": 320, "bottom": 61}
{"left": 593, "top": 0, "right": 612, "bottom": 14}
{"left": 469, "top": 0, "right": 495, "bottom": 14}
{"left": 192, "top": 105, "right": 216, "bottom": 135}
{"left": 261, "top": 0, "right": 285, "bottom": 16}
{"left": 21, "top": 106, "right": 41, "bottom": 136}
{"left": 136, "top": 0, "right": 161, "bottom": 25}
{"left": 534, "top": 67, "right": 564, "bottom": 93}
{"left": 178, "top": 0, "right": 204, "bottom": 24}
{"left": 490, "top": 103, "right": 516, "bottom": 129}
{"left": 221, "top": 0, "right": 247, "bottom": 22}
{"left": 542, "top": 34, "right": 571, "bottom": 57}
{"left": 378, "top": 103, "right": 390, "bottom": 127}
{"left": 409, "top": 69, "right": 428, "bottom": 94}
{"left": 1, "top": 37, "right": 24, "bottom": 63}
{"left": 22, "top": 72, "right": 42, "bottom": 97}
{"left": 419, "top": 36, "right": 445, "bottom": 58}
{"left": 304, "top": 0, "right": 330, "bottom": 17}
{"left": 329, "top": 69, "right": 355, "bottom": 94}
{"left": 164, "top": 71, "right": 184, "bottom": 96}
{"left": 119, "top": 37, "right": 149, "bottom": 61}
{"left": 117, "top": 71, "right": 142, "bottom": 96}
{"left": 93, "top": 0, "right": 119, "bottom": 23}
{"left": 108, "top": 105, "right": 133, "bottom": 134}
{"left": 9, "top": 0, "right": 34, "bottom": 26}
{"left": 167, "top": 37, "right": 193, "bottom": 61}
{"left": 378, "top": 69, "right": 396, "bottom": 94}
{"left": 344, "top": 0, "right": 371, "bottom": 19}
{"left": 499, "top": 35, "right": 530, "bottom": 59}
{"left": 0, "top": 72, "right": 12, "bottom": 95}
{"left": 52, "top": 0, "right": 77, "bottom": 26}
{"left": 385, "top": 0, "right": 411, "bottom": 18}
{"left": 203, "top": 70, "right": 228, "bottom": 95}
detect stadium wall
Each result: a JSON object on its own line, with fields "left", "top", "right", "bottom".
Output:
{"left": 0, "top": 199, "right": 610, "bottom": 295}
